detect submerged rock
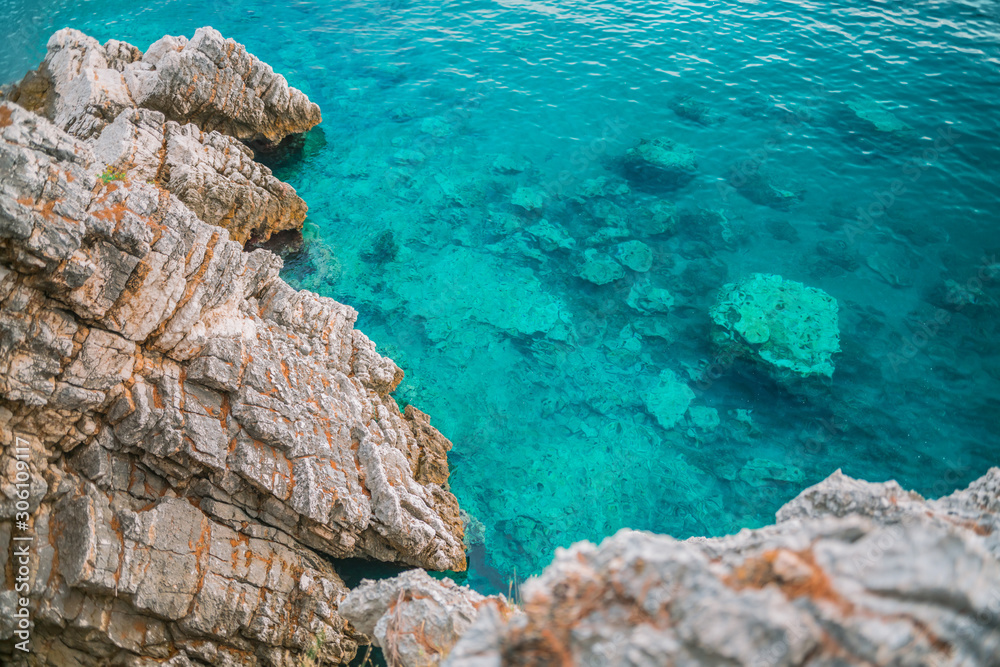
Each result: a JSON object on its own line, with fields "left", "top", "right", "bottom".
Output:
{"left": 631, "top": 198, "right": 678, "bottom": 236}
{"left": 527, "top": 219, "right": 575, "bottom": 251}
{"left": 577, "top": 249, "right": 625, "bottom": 285}
{"left": 669, "top": 94, "right": 718, "bottom": 125}
{"left": 729, "top": 170, "right": 804, "bottom": 210}
{"left": 738, "top": 457, "right": 805, "bottom": 486}
{"left": 511, "top": 186, "right": 546, "bottom": 211}
{"left": 616, "top": 239, "right": 654, "bottom": 272}
{"left": 644, "top": 369, "right": 696, "bottom": 429}
{"left": 360, "top": 229, "right": 400, "bottom": 265}
{"left": 4, "top": 27, "right": 321, "bottom": 147}
{"left": 576, "top": 175, "right": 630, "bottom": 199}
{"left": 687, "top": 405, "right": 720, "bottom": 432}
{"left": 626, "top": 280, "right": 675, "bottom": 314}
{"left": 622, "top": 136, "right": 698, "bottom": 190}
{"left": 491, "top": 153, "right": 530, "bottom": 174}
{"left": 847, "top": 96, "right": 912, "bottom": 134}
{"left": 711, "top": 273, "right": 841, "bottom": 379}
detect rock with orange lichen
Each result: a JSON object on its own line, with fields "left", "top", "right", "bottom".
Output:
{"left": 340, "top": 569, "right": 519, "bottom": 667}
{"left": 395, "top": 469, "right": 1000, "bottom": 667}
{"left": 0, "top": 100, "right": 464, "bottom": 666}
{"left": 93, "top": 108, "right": 308, "bottom": 244}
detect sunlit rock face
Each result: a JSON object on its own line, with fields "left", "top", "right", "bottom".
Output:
{"left": 0, "top": 27, "right": 463, "bottom": 664}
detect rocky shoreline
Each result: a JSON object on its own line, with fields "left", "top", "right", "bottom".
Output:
{"left": 1, "top": 26, "right": 997, "bottom": 667}
{"left": 1, "top": 27, "right": 462, "bottom": 666}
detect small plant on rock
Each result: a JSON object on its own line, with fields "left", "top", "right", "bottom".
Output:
{"left": 99, "top": 165, "right": 127, "bottom": 184}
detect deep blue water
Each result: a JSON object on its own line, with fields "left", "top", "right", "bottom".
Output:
{"left": 4, "top": 0, "right": 999, "bottom": 593}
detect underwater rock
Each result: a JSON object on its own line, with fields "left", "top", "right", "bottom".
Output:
{"left": 765, "top": 218, "right": 800, "bottom": 243}
{"left": 632, "top": 317, "right": 674, "bottom": 341}
{"left": 527, "top": 219, "right": 576, "bottom": 251}
{"left": 737, "top": 458, "right": 805, "bottom": 486}
{"left": 687, "top": 405, "right": 720, "bottom": 432}
{"left": 622, "top": 136, "right": 698, "bottom": 190}
{"left": 576, "top": 175, "right": 631, "bottom": 199}
{"left": 865, "top": 245, "right": 918, "bottom": 288}
{"left": 813, "top": 237, "right": 860, "bottom": 274}
{"left": 604, "top": 324, "right": 645, "bottom": 368}
{"left": 340, "top": 570, "right": 518, "bottom": 667}
{"left": 585, "top": 225, "right": 631, "bottom": 246}
{"left": 711, "top": 273, "right": 841, "bottom": 379}
{"left": 616, "top": 239, "right": 654, "bottom": 272}
{"left": 92, "top": 108, "right": 308, "bottom": 244}
{"left": 491, "top": 153, "right": 531, "bottom": 174}
{"left": 460, "top": 509, "right": 487, "bottom": 549}
{"left": 421, "top": 115, "right": 453, "bottom": 137}
{"left": 631, "top": 199, "right": 678, "bottom": 236}
{"left": 928, "top": 277, "right": 995, "bottom": 313}
{"left": 393, "top": 148, "right": 427, "bottom": 164}
{"left": 0, "top": 92, "right": 464, "bottom": 664}
{"left": 678, "top": 206, "right": 748, "bottom": 247}
{"left": 511, "top": 186, "right": 546, "bottom": 211}
{"left": 4, "top": 27, "right": 321, "bottom": 147}
{"left": 729, "top": 171, "right": 804, "bottom": 210}
{"left": 645, "top": 369, "right": 696, "bottom": 429}
{"left": 847, "top": 96, "right": 912, "bottom": 134}
{"left": 378, "top": 468, "right": 1000, "bottom": 666}
{"left": 360, "top": 229, "right": 400, "bottom": 265}
{"left": 626, "top": 280, "right": 674, "bottom": 314}
{"left": 589, "top": 198, "right": 628, "bottom": 226}
{"left": 669, "top": 94, "right": 718, "bottom": 125}
{"left": 577, "top": 249, "right": 625, "bottom": 285}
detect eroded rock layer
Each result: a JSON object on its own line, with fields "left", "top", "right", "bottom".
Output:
{"left": 0, "top": 92, "right": 462, "bottom": 665}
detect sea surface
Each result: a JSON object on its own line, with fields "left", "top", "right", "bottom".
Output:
{"left": 4, "top": 0, "right": 999, "bottom": 593}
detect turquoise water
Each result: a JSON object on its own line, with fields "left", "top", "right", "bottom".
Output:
{"left": 5, "top": 0, "right": 999, "bottom": 593}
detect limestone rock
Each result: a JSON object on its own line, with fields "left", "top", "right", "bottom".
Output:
{"left": 616, "top": 239, "right": 653, "bottom": 272}
{"left": 622, "top": 136, "right": 697, "bottom": 190}
{"left": 5, "top": 26, "right": 321, "bottom": 147}
{"left": 407, "top": 469, "right": 1000, "bottom": 666}
{"left": 93, "top": 108, "right": 308, "bottom": 243}
{"left": 711, "top": 273, "right": 841, "bottom": 379}
{"left": 0, "top": 100, "right": 463, "bottom": 665}
{"left": 340, "top": 570, "right": 517, "bottom": 667}
{"left": 626, "top": 280, "right": 674, "bottom": 314}
{"left": 577, "top": 249, "right": 624, "bottom": 285}
{"left": 847, "top": 96, "right": 912, "bottom": 134}
{"left": 644, "top": 369, "right": 695, "bottom": 429}
{"left": 511, "top": 186, "right": 545, "bottom": 211}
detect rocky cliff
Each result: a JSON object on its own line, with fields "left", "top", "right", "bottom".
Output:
{"left": 3, "top": 24, "right": 998, "bottom": 667}
{"left": 343, "top": 468, "right": 1000, "bottom": 666}
{"left": 0, "top": 27, "right": 463, "bottom": 667}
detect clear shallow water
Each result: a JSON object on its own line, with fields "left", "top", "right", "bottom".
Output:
{"left": 4, "top": 0, "right": 999, "bottom": 592}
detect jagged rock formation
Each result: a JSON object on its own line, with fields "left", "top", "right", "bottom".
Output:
{"left": 3, "top": 27, "right": 317, "bottom": 244}
{"left": 351, "top": 468, "right": 1000, "bottom": 667}
{"left": 93, "top": 108, "right": 308, "bottom": 244}
{"left": 4, "top": 27, "right": 321, "bottom": 147}
{"left": 0, "top": 27, "right": 462, "bottom": 665}
{"left": 340, "top": 570, "right": 517, "bottom": 667}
